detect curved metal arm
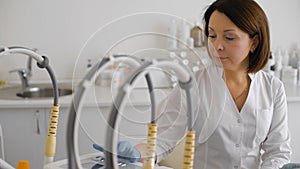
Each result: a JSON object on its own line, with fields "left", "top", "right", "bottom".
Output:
{"left": 105, "top": 60, "right": 195, "bottom": 169}
{"left": 0, "top": 47, "right": 44, "bottom": 63}
{"left": 66, "top": 55, "right": 156, "bottom": 169}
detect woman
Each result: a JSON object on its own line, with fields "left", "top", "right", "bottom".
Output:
{"left": 143, "top": 0, "right": 291, "bottom": 168}
{"left": 94, "top": 0, "right": 293, "bottom": 168}
{"left": 192, "top": 0, "right": 291, "bottom": 168}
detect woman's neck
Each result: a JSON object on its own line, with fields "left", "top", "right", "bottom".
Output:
{"left": 223, "top": 69, "right": 249, "bottom": 84}
{"left": 223, "top": 69, "right": 251, "bottom": 112}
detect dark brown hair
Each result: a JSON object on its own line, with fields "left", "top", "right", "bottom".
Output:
{"left": 203, "top": 0, "right": 270, "bottom": 73}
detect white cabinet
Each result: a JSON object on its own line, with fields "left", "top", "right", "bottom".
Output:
{"left": 0, "top": 101, "right": 152, "bottom": 168}
{"left": 0, "top": 108, "right": 47, "bottom": 169}
{"left": 287, "top": 101, "right": 300, "bottom": 162}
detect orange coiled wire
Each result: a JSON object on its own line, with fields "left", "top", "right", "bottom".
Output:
{"left": 44, "top": 105, "right": 59, "bottom": 159}
{"left": 142, "top": 123, "right": 157, "bottom": 169}
{"left": 182, "top": 130, "right": 196, "bottom": 169}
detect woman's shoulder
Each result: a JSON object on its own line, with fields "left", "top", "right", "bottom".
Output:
{"left": 254, "top": 71, "right": 282, "bottom": 83}
{"left": 252, "top": 70, "right": 284, "bottom": 92}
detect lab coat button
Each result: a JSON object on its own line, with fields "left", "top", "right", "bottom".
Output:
{"left": 237, "top": 118, "right": 241, "bottom": 123}
{"left": 235, "top": 144, "right": 240, "bottom": 148}
{"left": 234, "top": 165, "right": 239, "bottom": 169}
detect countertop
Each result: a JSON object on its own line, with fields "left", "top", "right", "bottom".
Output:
{"left": 0, "top": 82, "right": 171, "bottom": 109}
{"left": 0, "top": 82, "right": 300, "bottom": 109}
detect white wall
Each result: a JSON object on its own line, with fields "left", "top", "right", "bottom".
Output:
{"left": 0, "top": 0, "right": 300, "bottom": 81}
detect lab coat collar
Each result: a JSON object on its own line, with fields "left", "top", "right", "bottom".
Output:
{"left": 248, "top": 73, "right": 255, "bottom": 80}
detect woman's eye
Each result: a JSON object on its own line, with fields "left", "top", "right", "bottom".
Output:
{"left": 225, "top": 36, "right": 235, "bottom": 40}
{"left": 208, "top": 34, "right": 216, "bottom": 39}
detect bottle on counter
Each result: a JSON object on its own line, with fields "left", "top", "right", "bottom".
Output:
{"left": 86, "top": 59, "right": 92, "bottom": 73}
{"left": 296, "top": 51, "right": 300, "bottom": 85}
{"left": 177, "top": 19, "right": 190, "bottom": 49}
{"left": 282, "top": 49, "right": 290, "bottom": 68}
{"left": 273, "top": 49, "right": 283, "bottom": 79}
{"left": 187, "top": 37, "right": 194, "bottom": 49}
{"left": 289, "top": 50, "right": 298, "bottom": 68}
{"left": 264, "top": 51, "right": 275, "bottom": 75}
{"left": 190, "top": 21, "right": 203, "bottom": 48}
{"left": 281, "top": 66, "right": 298, "bottom": 86}
{"left": 16, "top": 160, "right": 30, "bottom": 169}
{"left": 167, "top": 19, "right": 178, "bottom": 49}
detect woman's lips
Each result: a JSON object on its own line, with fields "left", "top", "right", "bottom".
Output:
{"left": 219, "top": 57, "right": 228, "bottom": 61}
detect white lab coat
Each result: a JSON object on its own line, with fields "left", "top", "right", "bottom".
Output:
{"left": 155, "top": 64, "right": 291, "bottom": 169}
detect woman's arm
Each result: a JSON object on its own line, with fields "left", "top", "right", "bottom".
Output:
{"left": 260, "top": 82, "right": 291, "bottom": 169}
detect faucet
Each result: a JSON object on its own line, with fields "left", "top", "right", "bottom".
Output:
{"left": 9, "top": 56, "right": 33, "bottom": 90}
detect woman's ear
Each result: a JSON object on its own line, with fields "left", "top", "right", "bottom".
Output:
{"left": 250, "top": 35, "right": 259, "bottom": 53}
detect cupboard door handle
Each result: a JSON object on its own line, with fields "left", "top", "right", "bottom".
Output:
{"left": 35, "top": 110, "right": 40, "bottom": 135}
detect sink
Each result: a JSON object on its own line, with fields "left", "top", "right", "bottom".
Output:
{"left": 0, "top": 83, "right": 73, "bottom": 100}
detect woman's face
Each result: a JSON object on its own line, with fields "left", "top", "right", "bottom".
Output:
{"left": 208, "top": 10, "right": 255, "bottom": 71}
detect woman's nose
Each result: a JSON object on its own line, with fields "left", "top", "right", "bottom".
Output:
{"left": 213, "top": 38, "right": 225, "bottom": 51}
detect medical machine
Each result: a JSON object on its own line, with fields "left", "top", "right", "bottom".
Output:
{"left": 66, "top": 54, "right": 158, "bottom": 169}
{"left": 104, "top": 59, "right": 196, "bottom": 169}
{"left": 66, "top": 51, "right": 197, "bottom": 169}
{"left": 0, "top": 47, "right": 60, "bottom": 168}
